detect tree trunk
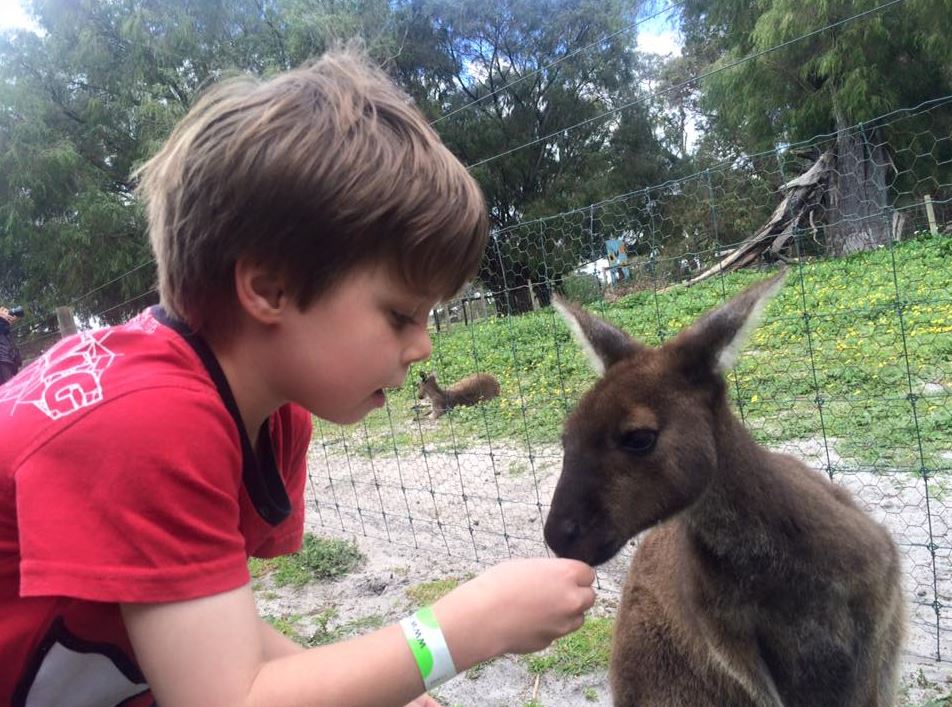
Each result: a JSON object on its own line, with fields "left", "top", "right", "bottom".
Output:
{"left": 671, "top": 150, "right": 833, "bottom": 290}
{"left": 479, "top": 259, "right": 536, "bottom": 316}
{"left": 501, "top": 277, "right": 535, "bottom": 315}
{"left": 481, "top": 235, "right": 537, "bottom": 316}
{"left": 828, "top": 121, "right": 891, "bottom": 256}
{"left": 532, "top": 278, "right": 554, "bottom": 308}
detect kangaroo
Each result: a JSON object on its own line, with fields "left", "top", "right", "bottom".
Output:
{"left": 544, "top": 273, "right": 904, "bottom": 707}
{"left": 417, "top": 371, "right": 500, "bottom": 419}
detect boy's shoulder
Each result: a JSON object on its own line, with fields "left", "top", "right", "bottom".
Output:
{"left": 0, "top": 308, "right": 226, "bottom": 465}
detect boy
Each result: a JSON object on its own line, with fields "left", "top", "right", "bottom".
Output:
{"left": 0, "top": 48, "right": 595, "bottom": 706}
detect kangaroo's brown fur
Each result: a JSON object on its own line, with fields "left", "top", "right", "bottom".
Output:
{"left": 544, "top": 274, "right": 904, "bottom": 707}
{"left": 417, "top": 372, "right": 500, "bottom": 419}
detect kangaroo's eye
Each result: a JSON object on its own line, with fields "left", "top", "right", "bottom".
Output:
{"left": 619, "top": 429, "right": 657, "bottom": 455}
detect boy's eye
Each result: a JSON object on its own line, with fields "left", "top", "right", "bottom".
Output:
{"left": 390, "top": 310, "right": 414, "bottom": 327}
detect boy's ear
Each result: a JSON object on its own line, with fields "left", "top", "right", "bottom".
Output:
{"left": 234, "top": 258, "right": 287, "bottom": 325}
{"left": 668, "top": 271, "right": 786, "bottom": 378}
{"left": 552, "top": 294, "right": 642, "bottom": 375}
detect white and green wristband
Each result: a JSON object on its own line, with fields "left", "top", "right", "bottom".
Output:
{"left": 400, "top": 606, "right": 458, "bottom": 691}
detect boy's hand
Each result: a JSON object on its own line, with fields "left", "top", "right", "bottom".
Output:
{"left": 404, "top": 694, "right": 441, "bottom": 706}
{"left": 434, "top": 557, "right": 596, "bottom": 665}
{"left": 0, "top": 308, "right": 15, "bottom": 324}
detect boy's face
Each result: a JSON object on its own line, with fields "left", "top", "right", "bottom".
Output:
{"left": 272, "top": 265, "right": 436, "bottom": 425}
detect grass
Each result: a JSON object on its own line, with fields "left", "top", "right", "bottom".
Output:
{"left": 305, "top": 608, "right": 386, "bottom": 647}
{"left": 248, "top": 533, "right": 364, "bottom": 587}
{"left": 525, "top": 617, "right": 614, "bottom": 677}
{"left": 263, "top": 607, "right": 386, "bottom": 646}
{"left": 464, "top": 658, "right": 495, "bottom": 680}
{"left": 405, "top": 576, "right": 469, "bottom": 605}
{"left": 262, "top": 613, "right": 302, "bottom": 638}
{"left": 897, "top": 666, "right": 952, "bottom": 707}
{"left": 318, "top": 234, "right": 952, "bottom": 473}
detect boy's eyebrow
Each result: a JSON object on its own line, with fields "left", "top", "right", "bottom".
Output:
{"left": 382, "top": 288, "right": 433, "bottom": 313}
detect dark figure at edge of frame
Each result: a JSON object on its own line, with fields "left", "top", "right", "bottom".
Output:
{"left": 0, "top": 306, "right": 23, "bottom": 385}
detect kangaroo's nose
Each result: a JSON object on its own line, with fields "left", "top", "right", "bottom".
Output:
{"left": 558, "top": 518, "right": 581, "bottom": 545}
{"left": 544, "top": 515, "right": 581, "bottom": 553}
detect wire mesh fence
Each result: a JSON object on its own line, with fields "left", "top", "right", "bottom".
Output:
{"left": 306, "top": 96, "right": 952, "bottom": 667}
{"left": 6, "top": 93, "right": 950, "bottom": 672}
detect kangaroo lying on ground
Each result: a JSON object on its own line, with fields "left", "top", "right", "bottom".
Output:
{"left": 544, "top": 273, "right": 904, "bottom": 707}
{"left": 417, "top": 371, "right": 500, "bottom": 419}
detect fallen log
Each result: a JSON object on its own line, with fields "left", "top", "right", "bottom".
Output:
{"left": 674, "top": 150, "right": 833, "bottom": 289}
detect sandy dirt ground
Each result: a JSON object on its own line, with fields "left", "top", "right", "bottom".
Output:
{"left": 254, "top": 434, "right": 952, "bottom": 706}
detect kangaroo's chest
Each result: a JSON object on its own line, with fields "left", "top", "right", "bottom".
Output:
{"left": 616, "top": 524, "right": 868, "bottom": 705}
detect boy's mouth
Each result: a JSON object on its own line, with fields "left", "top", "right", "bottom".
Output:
{"left": 372, "top": 382, "right": 405, "bottom": 406}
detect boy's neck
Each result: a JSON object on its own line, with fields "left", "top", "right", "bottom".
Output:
{"left": 209, "top": 330, "right": 283, "bottom": 442}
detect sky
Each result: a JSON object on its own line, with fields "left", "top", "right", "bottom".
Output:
{"left": 0, "top": 0, "right": 36, "bottom": 31}
{"left": 638, "top": 29, "right": 681, "bottom": 56}
{"left": 0, "top": 0, "right": 684, "bottom": 54}
{"left": 636, "top": 6, "right": 683, "bottom": 57}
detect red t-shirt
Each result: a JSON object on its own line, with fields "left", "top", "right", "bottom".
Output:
{"left": 0, "top": 307, "right": 313, "bottom": 705}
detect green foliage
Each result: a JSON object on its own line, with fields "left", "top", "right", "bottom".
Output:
{"left": 0, "top": 0, "right": 674, "bottom": 326}
{"left": 262, "top": 607, "right": 387, "bottom": 646}
{"left": 305, "top": 608, "right": 386, "bottom": 647}
{"left": 405, "top": 576, "right": 465, "bottom": 605}
{"left": 561, "top": 273, "right": 604, "bottom": 306}
{"left": 681, "top": 0, "right": 952, "bottom": 150}
{"left": 464, "top": 659, "right": 495, "bottom": 680}
{"left": 0, "top": 0, "right": 415, "bottom": 323}
{"left": 918, "top": 696, "right": 952, "bottom": 707}
{"left": 262, "top": 613, "right": 303, "bottom": 639}
{"left": 331, "top": 237, "right": 952, "bottom": 472}
{"left": 251, "top": 533, "right": 364, "bottom": 587}
{"left": 416, "top": 0, "right": 672, "bottom": 313}
{"left": 525, "top": 616, "right": 614, "bottom": 676}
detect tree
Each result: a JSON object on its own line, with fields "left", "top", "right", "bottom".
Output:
{"left": 401, "top": 0, "right": 671, "bottom": 313}
{"left": 678, "top": 0, "right": 952, "bottom": 255}
{"left": 0, "top": 0, "right": 675, "bottom": 324}
{"left": 0, "top": 0, "right": 400, "bottom": 329}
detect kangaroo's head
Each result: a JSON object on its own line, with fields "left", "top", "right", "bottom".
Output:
{"left": 418, "top": 371, "right": 438, "bottom": 399}
{"left": 543, "top": 273, "right": 786, "bottom": 565}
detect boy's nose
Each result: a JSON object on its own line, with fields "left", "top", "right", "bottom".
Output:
{"left": 404, "top": 328, "right": 432, "bottom": 364}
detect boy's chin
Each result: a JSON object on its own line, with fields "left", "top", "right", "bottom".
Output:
{"left": 318, "top": 394, "right": 385, "bottom": 425}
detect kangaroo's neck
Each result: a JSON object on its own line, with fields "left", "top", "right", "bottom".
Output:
{"left": 684, "top": 398, "right": 781, "bottom": 573}
{"left": 423, "top": 382, "right": 447, "bottom": 405}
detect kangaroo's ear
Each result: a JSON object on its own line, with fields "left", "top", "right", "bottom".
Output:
{"left": 552, "top": 295, "right": 642, "bottom": 375}
{"left": 669, "top": 271, "right": 786, "bottom": 378}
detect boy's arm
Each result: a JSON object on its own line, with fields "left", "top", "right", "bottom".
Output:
{"left": 125, "top": 583, "right": 432, "bottom": 707}
{"left": 122, "top": 557, "right": 595, "bottom": 707}
{"left": 259, "top": 616, "right": 304, "bottom": 658}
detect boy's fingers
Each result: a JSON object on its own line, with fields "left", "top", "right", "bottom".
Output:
{"left": 581, "top": 586, "right": 596, "bottom": 610}
{"left": 559, "top": 558, "right": 596, "bottom": 586}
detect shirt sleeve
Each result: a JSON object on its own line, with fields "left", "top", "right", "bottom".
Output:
{"left": 15, "top": 386, "right": 251, "bottom": 603}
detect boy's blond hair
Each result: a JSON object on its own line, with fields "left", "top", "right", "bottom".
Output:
{"left": 135, "top": 47, "right": 488, "bottom": 337}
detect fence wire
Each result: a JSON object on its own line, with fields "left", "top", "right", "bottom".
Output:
{"left": 10, "top": 94, "right": 950, "bottom": 671}
{"left": 307, "top": 97, "right": 952, "bottom": 667}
